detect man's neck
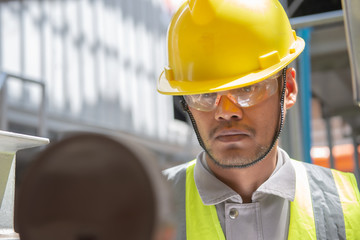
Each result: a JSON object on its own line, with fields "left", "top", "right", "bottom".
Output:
{"left": 206, "top": 149, "right": 278, "bottom": 203}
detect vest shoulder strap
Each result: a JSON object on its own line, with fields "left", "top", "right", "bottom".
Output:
{"left": 163, "top": 160, "right": 225, "bottom": 240}
{"left": 288, "top": 160, "right": 317, "bottom": 239}
{"left": 186, "top": 161, "right": 225, "bottom": 240}
{"left": 331, "top": 169, "right": 360, "bottom": 239}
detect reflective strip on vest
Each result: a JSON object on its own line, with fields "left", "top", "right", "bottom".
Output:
{"left": 331, "top": 169, "right": 360, "bottom": 239}
{"left": 288, "top": 160, "right": 317, "bottom": 239}
{"left": 303, "top": 160, "right": 346, "bottom": 239}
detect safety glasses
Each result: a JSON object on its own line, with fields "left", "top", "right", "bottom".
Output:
{"left": 183, "top": 73, "right": 282, "bottom": 112}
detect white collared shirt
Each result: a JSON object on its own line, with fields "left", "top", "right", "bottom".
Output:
{"left": 194, "top": 147, "right": 296, "bottom": 240}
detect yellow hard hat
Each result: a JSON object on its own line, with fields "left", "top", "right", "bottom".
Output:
{"left": 158, "top": 0, "right": 305, "bottom": 95}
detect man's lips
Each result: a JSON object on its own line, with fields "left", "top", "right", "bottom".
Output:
{"left": 214, "top": 130, "right": 250, "bottom": 142}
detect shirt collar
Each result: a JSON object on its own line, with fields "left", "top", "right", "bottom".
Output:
{"left": 194, "top": 147, "right": 296, "bottom": 205}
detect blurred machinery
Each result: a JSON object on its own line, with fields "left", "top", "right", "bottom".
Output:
{"left": 0, "top": 131, "right": 48, "bottom": 239}
{"left": 340, "top": 0, "right": 360, "bottom": 179}
{"left": 275, "top": 0, "right": 360, "bottom": 182}
{"left": 342, "top": 0, "right": 360, "bottom": 107}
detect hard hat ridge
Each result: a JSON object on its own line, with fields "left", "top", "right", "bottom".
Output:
{"left": 188, "top": 0, "right": 216, "bottom": 25}
{"left": 158, "top": 0, "right": 305, "bottom": 95}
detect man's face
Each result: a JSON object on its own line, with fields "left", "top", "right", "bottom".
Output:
{"left": 188, "top": 78, "right": 282, "bottom": 167}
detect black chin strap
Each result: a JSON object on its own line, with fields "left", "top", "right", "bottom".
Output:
{"left": 180, "top": 67, "right": 287, "bottom": 168}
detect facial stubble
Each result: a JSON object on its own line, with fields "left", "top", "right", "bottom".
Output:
{"left": 204, "top": 122, "right": 273, "bottom": 168}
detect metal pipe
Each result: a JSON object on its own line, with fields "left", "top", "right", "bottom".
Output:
{"left": 0, "top": 73, "right": 8, "bottom": 131}
{"left": 0, "top": 72, "right": 47, "bottom": 136}
{"left": 38, "top": 85, "right": 47, "bottom": 137}
{"left": 297, "top": 27, "right": 313, "bottom": 163}
{"left": 39, "top": 0, "right": 46, "bottom": 81}
{"left": 77, "top": 0, "right": 84, "bottom": 114}
{"left": 61, "top": 0, "right": 69, "bottom": 110}
{"left": 352, "top": 135, "right": 360, "bottom": 187}
{"left": 19, "top": 0, "right": 27, "bottom": 103}
{"left": 6, "top": 72, "right": 45, "bottom": 86}
{"left": 325, "top": 117, "right": 335, "bottom": 168}
{"left": 39, "top": 0, "right": 47, "bottom": 137}
{"left": 288, "top": 0, "right": 304, "bottom": 17}
{"left": 290, "top": 10, "right": 344, "bottom": 29}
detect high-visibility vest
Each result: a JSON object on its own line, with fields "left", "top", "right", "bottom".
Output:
{"left": 164, "top": 159, "right": 360, "bottom": 240}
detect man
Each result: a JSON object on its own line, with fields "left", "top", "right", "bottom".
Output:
{"left": 157, "top": 0, "right": 360, "bottom": 239}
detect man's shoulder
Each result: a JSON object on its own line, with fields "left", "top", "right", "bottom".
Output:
{"left": 162, "top": 160, "right": 195, "bottom": 183}
{"left": 162, "top": 162, "right": 189, "bottom": 180}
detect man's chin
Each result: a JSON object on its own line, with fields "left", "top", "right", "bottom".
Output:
{"left": 206, "top": 152, "right": 257, "bottom": 168}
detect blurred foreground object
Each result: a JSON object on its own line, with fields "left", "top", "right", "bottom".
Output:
{"left": 16, "top": 133, "right": 175, "bottom": 240}
{"left": 342, "top": 0, "right": 360, "bottom": 106}
{"left": 0, "top": 131, "right": 49, "bottom": 240}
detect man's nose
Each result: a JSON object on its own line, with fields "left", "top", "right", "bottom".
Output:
{"left": 214, "top": 95, "right": 243, "bottom": 121}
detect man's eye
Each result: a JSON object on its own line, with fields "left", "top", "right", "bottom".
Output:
{"left": 241, "top": 85, "right": 256, "bottom": 93}
{"left": 201, "top": 93, "right": 216, "bottom": 99}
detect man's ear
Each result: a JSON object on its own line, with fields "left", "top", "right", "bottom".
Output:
{"left": 285, "top": 67, "right": 298, "bottom": 109}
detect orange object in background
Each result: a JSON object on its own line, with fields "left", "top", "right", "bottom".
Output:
{"left": 311, "top": 144, "right": 360, "bottom": 172}
{"left": 311, "top": 146, "right": 331, "bottom": 168}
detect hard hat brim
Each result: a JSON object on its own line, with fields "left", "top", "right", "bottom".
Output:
{"left": 158, "top": 37, "right": 305, "bottom": 96}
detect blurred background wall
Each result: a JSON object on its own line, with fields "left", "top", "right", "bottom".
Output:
{"left": 0, "top": 0, "right": 201, "bottom": 173}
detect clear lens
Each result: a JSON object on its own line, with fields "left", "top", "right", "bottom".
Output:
{"left": 184, "top": 73, "right": 280, "bottom": 111}
{"left": 233, "top": 77, "right": 279, "bottom": 107}
{"left": 184, "top": 92, "right": 218, "bottom": 111}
